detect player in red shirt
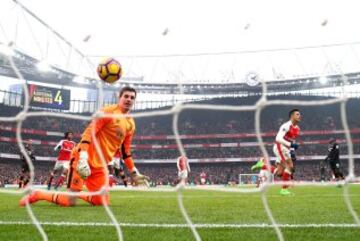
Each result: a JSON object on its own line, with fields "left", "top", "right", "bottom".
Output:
{"left": 177, "top": 155, "right": 190, "bottom": 185}
{"left": 273, "top": 109, "right": 301, "bottom": 195}
{"left": 200, "top": 171, "right": 207, "bottom": 185}
{"left": 108, "top": 149, "right": 128, "bottom": 187}
{"left": 47, "top": 131, "right": 76, "bottom": 190}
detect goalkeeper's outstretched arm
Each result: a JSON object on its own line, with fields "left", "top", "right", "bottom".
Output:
{"left": 122, "top": 131, "right": 149, "bottom": 186}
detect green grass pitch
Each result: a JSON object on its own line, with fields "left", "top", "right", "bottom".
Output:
{"left": 0, "top": 185, "right": 359, "bottom": 241}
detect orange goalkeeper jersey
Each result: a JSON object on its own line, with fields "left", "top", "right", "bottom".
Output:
{"left": 80, "top": 104, "right": 135, "bottom": 169}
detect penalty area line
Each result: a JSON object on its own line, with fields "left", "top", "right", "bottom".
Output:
{"left": 0, "top": 221, "right": 359, "bottom": 228}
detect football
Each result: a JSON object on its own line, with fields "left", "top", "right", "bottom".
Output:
{"left": 97, "top": 58, "right": 122, "bottom": 83}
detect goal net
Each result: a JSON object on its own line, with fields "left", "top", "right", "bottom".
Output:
{"left": 0, "top": 1, "right": 359, "bottom": 241}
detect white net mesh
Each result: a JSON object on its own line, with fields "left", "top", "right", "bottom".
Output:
{"left": 0, "top": 1, "right": 359, "bottom": 241}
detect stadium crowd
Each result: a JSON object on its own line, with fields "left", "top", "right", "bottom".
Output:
{"left": 0, "top": 95, "right": 360, "bottom": 185}
{"left": 1, "top": 160, "right": 359, "bottom": 186}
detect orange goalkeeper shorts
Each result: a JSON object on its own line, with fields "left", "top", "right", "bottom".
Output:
{"left": 67, "top": 150, "right": 107, "bottom": 192}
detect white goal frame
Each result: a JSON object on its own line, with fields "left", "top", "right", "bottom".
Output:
{"left": 238, "top": 173, "right": 260, "bottom": 185}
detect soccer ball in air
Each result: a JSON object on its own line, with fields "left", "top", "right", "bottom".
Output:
{"left": 97, "top": 58, "right": 122, "bottom": 83}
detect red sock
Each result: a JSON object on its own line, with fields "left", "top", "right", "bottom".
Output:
{"left": 56, "top": 175, "right": 65, "bottom": 187}
{"left": 282, "top": 171, "right": 291, "bottom": 189}
{"left": 109, "top": 175, "right": 116, "bottom": 187}
{"left": 48, "top": 175, "right": 54, "bottom": 186}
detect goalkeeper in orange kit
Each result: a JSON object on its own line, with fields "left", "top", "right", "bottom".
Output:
{"left": 20, "top": 87, "right": 149, "bottom": 206}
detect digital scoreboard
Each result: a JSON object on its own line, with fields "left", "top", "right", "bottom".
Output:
{"left": 25, "top": 84, "right": 70, "bottom": 110}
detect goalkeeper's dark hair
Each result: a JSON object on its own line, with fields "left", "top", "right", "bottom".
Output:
{"left": 64, "top": 131, "right": 73, "bottom": 139}
{"left": 289, "top": 108, "right": 300, "bottom": 118}
{"left": 119, "top": 86, "right": 137, "bottom": 98}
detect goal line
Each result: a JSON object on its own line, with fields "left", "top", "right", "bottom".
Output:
{"left": 0, "top": 221, "right": 359, "bottom": 229}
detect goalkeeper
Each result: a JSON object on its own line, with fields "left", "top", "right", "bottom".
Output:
{"left": 20, "top": 87, "right": 149, "bottom": 207}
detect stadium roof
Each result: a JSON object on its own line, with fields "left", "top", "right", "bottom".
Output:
{"left": 1, "top": 0, "right": 360, "bottom": 84}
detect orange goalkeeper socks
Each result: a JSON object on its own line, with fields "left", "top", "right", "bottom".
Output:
{"left": 35, "top": 191, "right": 73, "bottom": 207}
{"left": 78, "top": 194, "right": 109, "bottom": 206}
{"left": 21, "top": 190, "right": 109, "bottom": 207}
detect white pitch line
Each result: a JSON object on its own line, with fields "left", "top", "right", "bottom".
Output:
{"left": 0, "top": 221, "right": 359, "bottom": 228}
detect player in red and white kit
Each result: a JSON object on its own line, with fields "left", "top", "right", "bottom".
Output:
{"left": 108, "top": 148, "right": 128, "bottom": 187}
{"left": 251, "top": 157, "right": 275, "bottom": 187}
{"left": 200, "top": 171, "right": 207, "bottom": 185}
{"left": 273, "top": 109, "right": 301, "bottom": 195}
{"left": 177, "top": 155, "right": 190, "bottom": 185}
{"left": 47, "top": 131, "right": 76, "bottom": 190}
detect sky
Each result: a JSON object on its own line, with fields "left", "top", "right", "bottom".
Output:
{"left": 1, "top": 0, "right": 360, "bottom": 84}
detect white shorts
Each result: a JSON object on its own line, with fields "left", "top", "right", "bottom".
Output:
{"left": 53, "top": 160, "right": 70, "bottom": 171}
{"left": 273, "top": 143, "right": 291, "bottom": 164}
{"left": 178, "top": 170, "right": 188, "bottom": 179}
{"left": 259, "top": 169, "right": 270, "bottom": 179}
{"left": 200, "top": 177, "right": 206, "bottom": 184}
{"left": 108, "top": 157, "right": 122, "bottom": 170}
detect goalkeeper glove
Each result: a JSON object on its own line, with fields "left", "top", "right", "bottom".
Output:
{"left": 290, "top": 142, "right": 299, "bottom": 150}
{"left": 131, "top": 170, "right": 150, "bottom": 186}
{"left": 77, "top": 151, "right": 91, "bottom": 179}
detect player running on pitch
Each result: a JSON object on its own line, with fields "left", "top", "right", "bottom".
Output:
{"left": 47, "top": 131, "right": 76, "bottom": 190}
{"left": 177, "top": 155, "right": 190, "bottom": 185}
{"left": 20, "top": 87, "right": 149, "bottom": 207}
{"left": 273, "top": 109, "right": 301, "bottom": 195}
